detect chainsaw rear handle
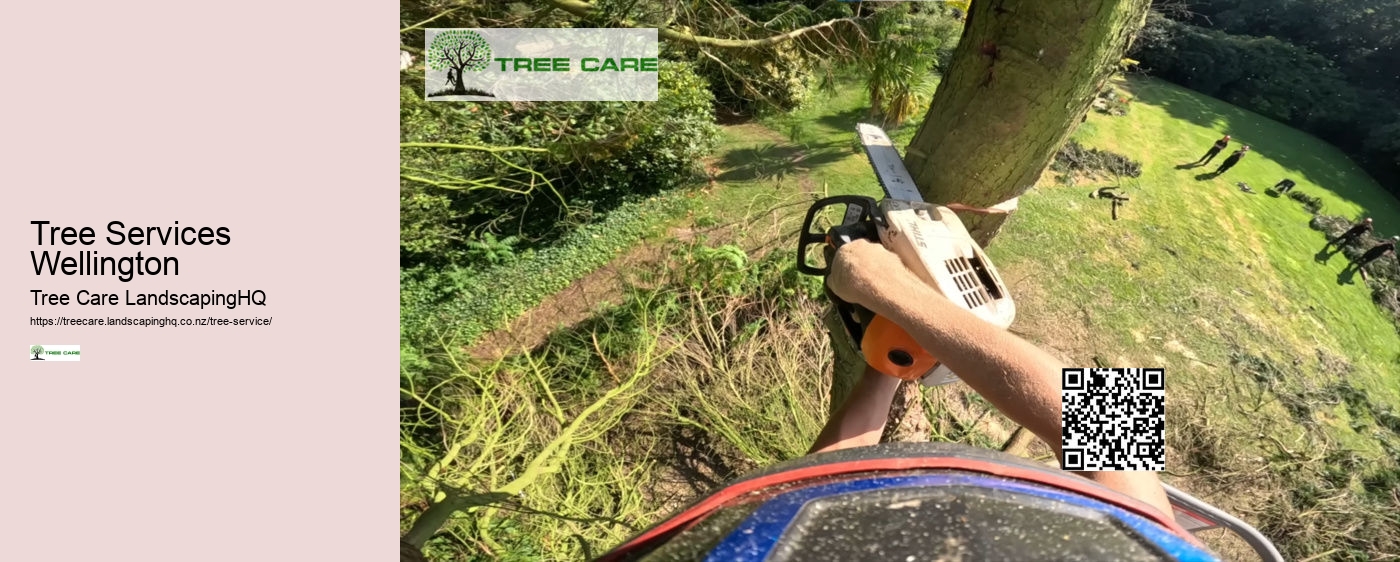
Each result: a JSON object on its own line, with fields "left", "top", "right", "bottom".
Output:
{"left": 798, "top": 195, "right": 938, "bottom": 381}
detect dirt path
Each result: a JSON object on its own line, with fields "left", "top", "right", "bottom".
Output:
{"left": 467, "top": 122, "right": 817, "bottom": 361}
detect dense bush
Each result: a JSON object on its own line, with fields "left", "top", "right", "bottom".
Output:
{"left": 685, "top": 0, "right": 859, "bottom": 116}
{"left": 400, "top": 61, "right": 721, "bottom": 382}
{"left": 400, "top": 61, "right": 720, "bottom": 269}
{"left": 863, "top": 6, "right": 962, "bottom": 126}
{"left": 1132, "top": 20, "right": 1361, "bottom": 133}
{"left": 695, "top": 43, "right": 815, "bottom": 116}
{"left": 1131, "top": 14, "right": 1399, "bottom": 194}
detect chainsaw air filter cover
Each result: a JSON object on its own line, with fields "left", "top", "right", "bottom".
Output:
{"left": 877, "top": 199, "right": 1016, "bottom": 329}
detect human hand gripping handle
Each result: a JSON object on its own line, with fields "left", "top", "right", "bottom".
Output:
{"left": 820, "top": 239, "right": 1174, "bottom": 518}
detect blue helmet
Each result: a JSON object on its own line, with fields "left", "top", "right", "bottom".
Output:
{"left": 600, "top": 443, "right": 1221, "bottom": 562}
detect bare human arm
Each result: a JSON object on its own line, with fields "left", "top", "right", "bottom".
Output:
{"left": 808, "top": 239, "right": 1172, "bottom": 518}
{"left": 808, "top": 365, "right": 902, "bottom": 454}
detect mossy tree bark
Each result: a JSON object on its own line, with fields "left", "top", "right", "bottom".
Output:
{"left": 905, "top": 0, "right": 1151, "bottom": 244}
{"left": 832, "top": 0, "right": 1151, "bottom": 443}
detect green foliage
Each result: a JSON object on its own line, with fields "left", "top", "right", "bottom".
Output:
{"left": 863, "top": 6, "right": 961, "bottom": 126}
{"left": 401, "top": 292, "right": 671, "bottom": 560}
{"left": 680, "top": 243, "right": 750, "bottom": 295}
{"left": 1172, "top": 0, "right": 1400, "bottom": 94}
{"left": 1134, "top": 21, "right": 1361, "bottom": 131}
{"left": 401, "top": 241, "right": 833, "bottom": 560}
{"left": 400, "top": 61, "right": 719, "bottom": 269}
{"left": 1131, "top": 12, "right": 1400, "bottom": 195}
{"left": 465, "top": 232, "right": 520, "bottom": 266}
{"left": 681, "top": 0, "right": 860, "bottom": 116}
{"left": 426, "top": 29, "right": 491, "bottom": 71}
{"left": 400, "top": 194, "right": 692, "bottom": 381}
{"left": 694, "top": 42, "right": 814, "bottom": 115}
{"left": 1288, "top": 190, "right": 1324, "bottom": 214}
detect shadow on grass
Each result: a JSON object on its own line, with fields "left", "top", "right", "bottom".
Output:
{"left": 816, "top": 107, "right": 870, "bottom": 132}
{"left": 715, "top": 142, "right": 850, "bottom": 183}
{"left": 1315, "top": 246, "right": 1343, "bottom": 263}
{"left": 660, "top": 423, "right": 741, "bottom": 495}
{"left": 1337, "top": 265, "right": 1360, "bottom": 285}
{"left": 1125, "top": 75, "right": 1395, "bottom": 220}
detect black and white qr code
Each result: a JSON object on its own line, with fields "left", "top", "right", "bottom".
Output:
{"left": 1061, "top": 368, "right": 1164, "bottom": 471}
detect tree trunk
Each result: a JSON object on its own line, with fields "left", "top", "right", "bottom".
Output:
{"left": 451, "top": 66, "right": 466, "bottom": 94}
{"left": 833, "top": 0, "right": 1150, "bottom": 443}
{"left": 823, "top": 307, "right": 865, "bottom": 415}
{"left": 904, "top": 0, "right": 1150, "bottom": 245}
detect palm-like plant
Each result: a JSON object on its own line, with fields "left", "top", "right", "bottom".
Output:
{"left": 863, "top": 6, "right": 960, "bottom": 127}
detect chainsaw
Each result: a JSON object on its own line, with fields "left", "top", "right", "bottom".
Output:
{"left": 797, "top": 124, "right": 1016, "bottom": 386}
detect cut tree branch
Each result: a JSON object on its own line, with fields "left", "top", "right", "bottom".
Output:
{"left": 401, "top": 6, "right": 462, "bottom": 34}
{"left": 544, "top": 0, "right": 862, "bottom": 49}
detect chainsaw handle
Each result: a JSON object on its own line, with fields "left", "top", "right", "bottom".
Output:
{"left": 828, "top": 294, "right": 938, "bottom": 382}
{"left": 796, "top": 195, "right": 880, "bottom": 276}
{"left": 863, "top": 316, "right": 938, "bottom": 380}
{"left": 797, "top": 194, "right": 938, "bottom": 382}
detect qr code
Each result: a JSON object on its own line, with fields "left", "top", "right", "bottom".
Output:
{"left": 1061, "top": 368, "right": 1164, "bottom": 471}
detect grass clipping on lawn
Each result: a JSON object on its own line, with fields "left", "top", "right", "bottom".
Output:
{"left": 399, "top": 242, "right": 835, "bottom": 560}
{"left": 402, "top": 237, "right": 1400, "bottom": 560}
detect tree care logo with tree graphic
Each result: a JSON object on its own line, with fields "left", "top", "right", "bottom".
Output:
{"left": 28, "top": 344, "right": 80, "bottom": 361}
{"left": 423, "top": 29, "right": 658, "bottom": 102}
{"left": 427, "top": 29, "right": 494, "bottom": 99}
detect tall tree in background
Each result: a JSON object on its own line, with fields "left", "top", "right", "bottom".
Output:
{"left": 832, "top": 0, "right": 1153, "bottom": 441}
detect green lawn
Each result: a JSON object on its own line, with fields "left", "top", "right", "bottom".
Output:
{"left": 693, "top": 74, "right": 1400, "bottom": 449}
{"left": 429, "top": 75, "right": 1400, "bottom": 560}
{"left": 692, "top": 75, "right": 1400, "bottom": 556}
{"left": 997, "top": 76, "right": 1400, "bottom": 431}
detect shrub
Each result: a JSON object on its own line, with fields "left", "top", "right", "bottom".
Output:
{"left": 863, "top": 7, "right": 962, "bottom": 126}
{"left": 399, "top": 61, "right": 720, "bottom": 269}
{"left": 694, "top": 43, "right": 813, "bottom": 116}
{"left": 400, "top": 193, "right": 693, "bottom": 383}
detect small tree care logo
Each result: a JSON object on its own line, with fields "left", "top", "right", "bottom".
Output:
{"left": 427, "top": 29, "right": 494, "bottom": 98}
{"left": 29, "top": 344, "right": 80, "bottom": 361}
